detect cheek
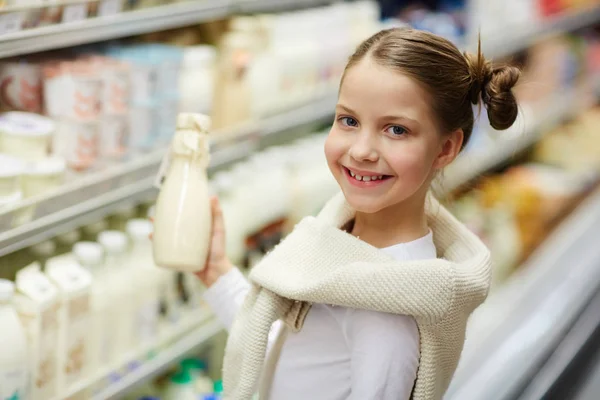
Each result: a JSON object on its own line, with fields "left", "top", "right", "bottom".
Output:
{"left": 324, "top": 128, "right": 345, "bottom": 169}
{"left": 386, "top": 144, "right": 437, "bottom": 183}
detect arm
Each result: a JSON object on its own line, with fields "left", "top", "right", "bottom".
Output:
{"left": 202, "top": 267, "right": 250, "bottom": 331}
{"left": 346, "top": 309, "right": 420, "bottom": 400}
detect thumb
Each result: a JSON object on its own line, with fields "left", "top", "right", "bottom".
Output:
{"left": 210, "top": 196, "right": 226, "bottom": 242}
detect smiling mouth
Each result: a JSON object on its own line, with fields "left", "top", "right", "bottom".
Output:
{"left": 343, "top": 167, "right": 393, "bottom": 183}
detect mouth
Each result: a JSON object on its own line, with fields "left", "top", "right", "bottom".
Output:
{"left": 343, "top": 166, "right": 393, "bottom": 187}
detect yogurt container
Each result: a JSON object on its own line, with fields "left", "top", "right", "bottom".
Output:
{"left": 22, "top": 157, "right": 66, "bottom": 198}
{"left": 0, "top": 61, "right": 43, "bottom": 113}
{"left": 53, "top": 119, "right": 98, "bottom": 170}
{"left": 0, "top": 112, "right": 54, "bottom": 160}
{"left": 0, "top": 153, "right": 24, "bottom": 201}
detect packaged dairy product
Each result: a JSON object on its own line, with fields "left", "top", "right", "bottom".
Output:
{"left": 163, "top": 370, "right": 197, "bottom": 400}
{"left": 13, "top": 263, "right": 60, "bottom": 399}
{"left": 0, "top": 280, "right": 28, "bottom": 400}
{"left": 152, "top": 113, "right": 212, "bottom": 272}
{"left": 0, "top": 61, "right": 43, "bottom": 113}
{"left": 181, "top": 358, "right": 213, "bottom": 396}
{"left": 0, "top": 153, "right": 24, "bottom": 208}
{"left": 45, "top": 254, "right": 93, "bottom": 392}
{"left": 97, "top": 230, "right": 135, "bottom": 366}
{"left": 0, "top": 111, "right": 54, "bottom": 160}
{"left": 53, "top": 119, "right": 98, "bottom": 171}
{"left": 72, "top": 241, "right": 109, "bottom": 374}
{"left": 29, "top": 240, "right": 57, "bottom": 270}
{"left": 125, "top": 219, "right": 160, "bottom": 355}
{"left": 21, "top": 157, "right": 66, "bottom": 198}
{"left": 179, "top": 45, "right": 216, "bottom": 115}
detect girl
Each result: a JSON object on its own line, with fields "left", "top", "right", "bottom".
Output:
{"left": 197, "top": 28, "right": 519, "bottom": 400}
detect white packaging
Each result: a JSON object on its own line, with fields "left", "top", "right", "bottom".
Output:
{"left": 72, "top": 241, "right": 111, "bottom": 374}
{"left": 45, "top": 254, "right": 93, "bottom": 392}
{"left": 99, "top": 115, "right": 127, "bottom": 158}
{"left": 0, "top": 111, "right": 53, "bottom": 160}
{"left": 126, "top": 219, "right": 160, "bottom": 354}
{"left": 53, "top": 119, "right": 98, "bottom": 170}
{"left": 97, "top": 230, "right": 135, "bottom": 367}
{"left": 0, "top": 280, "right": 29, "bottom": 400}
{"left": 14, "top": 263, "right": 60, "bottom": 400}
{"left": 0, "top": 61, "right": 43, "bottom": 113}
{"left": 22, "top": 157, "right": 66, "bottom": 198}
{"left": 129, "top": 100, "right": 157, "bottom": 150}
{"left": 178, "top": 45, "right": 216, "bottom": 115}
{"left": 152, "top": 113, "right": 212, "bottom": 272}
{"left": 0, "top": 153, "right": 24, "bottom": 204}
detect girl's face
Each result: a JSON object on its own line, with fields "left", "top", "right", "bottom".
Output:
{"left": 325, "top": 58, "right": 461, "bottom": 214}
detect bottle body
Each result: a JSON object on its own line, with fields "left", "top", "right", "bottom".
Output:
{"left": 153, "top": 155, "right": 212, "bottom": 272}
{"left": 0, "top": 298, "right": 28, "bottom": 400}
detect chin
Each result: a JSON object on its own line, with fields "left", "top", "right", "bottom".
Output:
{"left": 342, "top": 191, "right": 387, "bottom": 214}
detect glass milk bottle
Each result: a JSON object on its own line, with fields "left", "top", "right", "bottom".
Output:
{"left": 152, "top": 113, "right": 212, "bottom": 272}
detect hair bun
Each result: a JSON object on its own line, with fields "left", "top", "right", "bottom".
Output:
{"left": 465, "top": 45, "right": 521, "bottom": 131}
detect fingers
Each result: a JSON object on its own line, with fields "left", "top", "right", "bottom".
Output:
{"left": 211, "top": 196, "right": 225, "bottom": 237}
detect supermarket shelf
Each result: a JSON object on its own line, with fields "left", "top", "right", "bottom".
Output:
{"left": 446, "top": 186, "right": 600, "bottom": 400}
{"left": 94, "top": 316, "right": 223, "bottom": 400}
{"left": 480, "top": 5, "right": 600, "bottom": 59}
{"left": 443, "top": 84, "right": 589, "bottom": 193}
{"left": 55, "top": 311, "right": 223, "bottom": 400}
{"left": 0, "top": 0, "right": 338, "bottom": 58}
{"left": 0, "top": 91, "right": 336, "bottom": 258}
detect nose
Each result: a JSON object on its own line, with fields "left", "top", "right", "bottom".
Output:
{"left": 348, "top": 130, "right": 379, "bottom": 163}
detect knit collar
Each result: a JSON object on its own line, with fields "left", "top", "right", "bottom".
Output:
{"left": 248, "top": 191, "right": 489, "bottom": 328}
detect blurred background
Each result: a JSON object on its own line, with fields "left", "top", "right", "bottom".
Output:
{"left": 0, "top": 0, "right": 599, "bottom": 399}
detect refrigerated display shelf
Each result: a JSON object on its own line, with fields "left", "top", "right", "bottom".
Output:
{"left": 446, "top": 186, "right": 600, "bottom": 400}
{"left": 0, "top": 0, "right": 337, "bottom": 58}
{"left": 54, "top": 311, "right": 222, "bottom": 400}
{"left": 0, "top": 91, "right": 337, "bottom": 258}
{"left": 443, "top": 82, "right": 594, "bottom": 193}
{"left": 480, "top": 5, "right": 600, "bottom": 59}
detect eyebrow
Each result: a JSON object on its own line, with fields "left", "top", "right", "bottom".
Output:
{"left": 336, "top": 104, "right": 420, "bottom": 127}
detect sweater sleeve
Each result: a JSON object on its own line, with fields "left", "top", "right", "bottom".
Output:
{"left": 347, "top": 309, "right": 420, "bottom": 400}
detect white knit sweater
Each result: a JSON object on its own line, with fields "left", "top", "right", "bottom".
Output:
{"left": 222, "top": 193, "right": 492, "bottom": 400}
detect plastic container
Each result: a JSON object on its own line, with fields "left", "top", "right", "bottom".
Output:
{"left": 53, "top": 118, "right": 98, "bottom": 170}
{"left": 163, "top": 370, "right": 197, "bottom": 400}
{"left": 0, "top": 60, "right": 43, "bottom": 113}
{"left": 98, "top": 230, "right": 135, "bottom": 366}
{"left": 99, "top": 115, "right": 128, "bottom": 158}
{"left": 181, "top": 358, "right": 214, "bottom": 395}
{"left": 0, "top": 280, "right": 28, "bottom": 400}
{"left": 45, "top": 254, "right": 93, "bottom": 392}
{"left": 0, "top": 153, "right": 24, "bottom": 207}
{"left": 129, "top": 99, "right": 158, "bottom": 150}
{"left": 13, "top": 263, "right": 61, "bottom": 399}
{"left": 22, "top": 157, "right": 66, "bottom": 198}
{"left": 125, "top": 219, "right": 160, "bottom": 355}
{"left": 179, "top": 45, "right": 216, "bottom": 115}
{"left": 0, "top": 111, "right": 54, "bottom": 160}
{"left": 72, "top": 241, "right": 112, "bottom": 374}
{"left": 152, "top": 113, "right": 212, "bottom": 272}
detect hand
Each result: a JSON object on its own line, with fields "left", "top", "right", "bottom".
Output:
{"left": 150, "top": 196, "right": 233, "bottom": 287}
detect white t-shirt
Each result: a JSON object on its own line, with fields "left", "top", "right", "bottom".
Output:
{"left": 203, "top": 230, "right": 437, "bottom": 400}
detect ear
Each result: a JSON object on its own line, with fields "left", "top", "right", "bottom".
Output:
{"left": 433, "top": 129, "right": 463, "bottom": 170}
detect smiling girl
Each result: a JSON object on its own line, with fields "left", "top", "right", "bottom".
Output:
{"left": 195, "top": 27, "right": 520, "bottom": 400}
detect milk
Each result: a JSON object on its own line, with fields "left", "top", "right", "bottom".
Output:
{"left": 45, "top": 254, "right": 93, "bottom": 393}
{"left": 125, "top": 219, "right": 160, "bottom": 356}
{"left": 152, "top": 113, "right": 212, "bottom": 272}
{"left": 0, "top": 280, "right": 28, "bottom": 400}
{"left": 72, "top": 241, "right": 110, "bottom": 374}
{"left": 97, "top": 230, "right": 135, "bottom": 368}
{"left": 13, "top": 263, "right": 60, "bottom": 400}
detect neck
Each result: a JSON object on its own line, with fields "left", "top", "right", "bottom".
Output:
{"left": 351, "top": 193, "right": 429, "bottom": 249}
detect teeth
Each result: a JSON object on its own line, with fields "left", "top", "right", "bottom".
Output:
{"left": 348, "top": 168, "right": 386, "bottom": 182}
{"left": 349, "top": 170, "right": 355, "bottom": 177}
{"left": 356, "top": 174, "right": 362, "bottom": 180}
{"left": 363, "top": 176, "right": 371, "bottom": 182}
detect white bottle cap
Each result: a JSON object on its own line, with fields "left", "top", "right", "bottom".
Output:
{"left": 98, "top": 231, "right": 128, "bottom": 255}
{"left": 0, "top": 279, "right": 15, "bottom": 303}
{"left": 73, "top": 241, "right": 104, "bottom": 266}
{"left": 126, "top": 219, "right": 153, "bottom": 241}
{"left": 26, "top": 157, "right": 67, "bottom": 176}
{"left": 0, "top": 153, "right": 26, "bottom": 178}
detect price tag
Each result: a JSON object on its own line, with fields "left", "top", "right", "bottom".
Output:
{"left": 0, "top": 12, "right": 23, "bottom": 36}
{"left": 62, "top": 4, "right": 88, "bottom": 23}
{"left": 98, "top": 0, "right": 122, "bottom": 17}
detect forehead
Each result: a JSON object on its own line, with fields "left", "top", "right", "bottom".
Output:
{"left": 339, "top": 58, "right": 433, "bottom": 122}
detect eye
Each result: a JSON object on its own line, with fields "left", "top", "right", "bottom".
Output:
{"left": 386, "top": 125, "right": 407, "bottom": 136}
{"left": 339, "top": 116, "right": 359, "bottom": 127}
